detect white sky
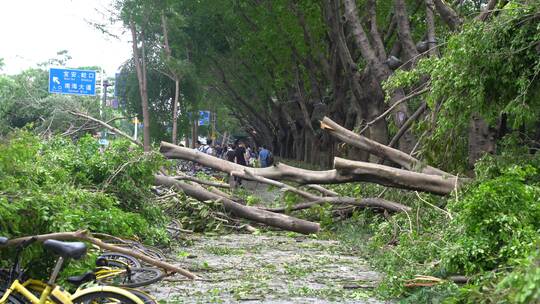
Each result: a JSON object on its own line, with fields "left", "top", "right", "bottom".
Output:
{"left": 0, "top": 0, "right": 131, "bottom": 77}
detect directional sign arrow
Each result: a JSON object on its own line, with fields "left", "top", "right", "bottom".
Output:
{"left": 53, "top": 76, "right": 61, "bottom": 85}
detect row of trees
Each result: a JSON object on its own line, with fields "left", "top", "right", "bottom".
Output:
{"left": 115, "top": 0, "right": 539, "bottom": 171}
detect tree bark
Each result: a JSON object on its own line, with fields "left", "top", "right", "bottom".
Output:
{"left": 321, "top": 117, "right": 450, "bottom": 176}
{"left": 468, "top": 114, "right": 496, "bottom": 168}
{"left": 425, "top": 0, "right": 439, "bottom": 57}
{"left": 334, "top": 157, "right": 461, "bottom": 195}
{"left": 394, "top": 0, "right": 419, "bottom": 62}
{"left": 172, "top": 79, "right": 180, "bottom": 145}
{"left": 160, "top": 12, "right": 181, "bottom": 145}
{"left": 160, "top": 141, "right": 461, "bottom": 194}
{"left": 476, "top": 0, "right": 498, "bottom": 21}
{"left": 154, "top": 175, "right": 320, "bottom": 234}
{"left": 433, "top": 0, "right": 462, "bottom": 30}
{"left": 367, "top": 0, "right": 387, "bottom": 61}
{"left": 130, "top": 20, "right": 151, "bottom": 152}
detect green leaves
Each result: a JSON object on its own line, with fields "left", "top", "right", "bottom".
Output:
{"left": 0, "top": 131, "right": 169, "bottom": 245}
{"left": 443, "top": 162, "right": 540, "bottom": 274}
{"left": 384, "top": 2, "right": 540, "bottom": 172}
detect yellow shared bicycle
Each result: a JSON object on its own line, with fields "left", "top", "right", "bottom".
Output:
{"left": 0, "top": 236, "right": 145, "bottom": 304}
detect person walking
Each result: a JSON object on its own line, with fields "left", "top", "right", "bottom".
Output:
{"left": 233, "top": 142, "right": 247, "bottom": 186}
{"left": 225, "top": 145, "right": 236, "bottom": 162}
{"left": 234, "top": 142, "right": 247, "bottom": 166}
{"left": 199, "top": 139, "right": 214, "bottom": 155}
{"left": 258, "top": 145, "right": 272, "bottom": 168}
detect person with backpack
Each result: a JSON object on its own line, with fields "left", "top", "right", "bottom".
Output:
{"left": 198, "top": 139, "right": 214, "bottom": 155}
{"left": 225, "top": 145, "right": 236, "bottom": 162}
{"left": 258, "top": 145, "right": 273, "bottom": 168}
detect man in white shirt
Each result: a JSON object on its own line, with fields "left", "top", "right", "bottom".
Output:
{"left": 198, "top": 139, "right": 214, "bottom": 155}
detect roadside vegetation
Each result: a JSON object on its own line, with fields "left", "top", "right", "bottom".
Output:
{"left": 0, "top": 0, "right": 539, "bottom": 303}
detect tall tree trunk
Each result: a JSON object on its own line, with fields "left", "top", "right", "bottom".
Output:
{"left": 172, "top": 80, "right": 180, "bottom": 145}
{"left": 394, "top": 0, "right": 419, "bottom": 63}
{"left": 161, "top": 12, "right": 182, "bottom": 146}
{"left": 130, "top": 20, "right": 151, "bottom": 151}
{"left": 425, "top": 0, "right": 439, "bottom": 56}
{"left": 191, "top": 118, "right": 198, "bottom": 148}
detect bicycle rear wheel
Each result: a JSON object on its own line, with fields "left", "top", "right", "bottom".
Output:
{"left": 96, "top": 268, "right": 164, "bottom": 288}
{"left": 98, "top": 253, "right": 142, "bottom": 268}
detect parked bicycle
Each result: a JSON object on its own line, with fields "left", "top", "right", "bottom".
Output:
{"left": 0, "top": 236, "right": 145, "bottom": 304}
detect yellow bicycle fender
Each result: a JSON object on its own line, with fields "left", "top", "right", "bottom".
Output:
{"left": 71, "top": 286, "right": 145, "bottom": 304}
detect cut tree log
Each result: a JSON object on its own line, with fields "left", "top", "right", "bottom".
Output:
{"left": 320, "top": 117, "right": 450, "bottom": 176}
{"left": 155, "top": 175, "right": 320, "bottom": 234}
{"left": 265, "top": 197, "right": 411, "bottom": 213}
{"left": 2, "top": 230, "right": 196, "bottom": 279}
{"left": 160, "top": 142, "right": 457, "bottom": 194}
{"left": 334, "top": 157, "right": 461, "bottom": 195}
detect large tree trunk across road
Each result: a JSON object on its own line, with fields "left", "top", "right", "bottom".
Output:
{"left": 160, "top": 141, "right": 462, "bottom": 195}
{"left": 155, "top": 175, "right": 320, "bottom": 234}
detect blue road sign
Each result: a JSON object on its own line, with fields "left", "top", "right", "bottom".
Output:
{"left": 198, "top": 111, "right": 210, "bottom": 126}
{"left": 49, "top": 68, "right": 96, "bottom": 96}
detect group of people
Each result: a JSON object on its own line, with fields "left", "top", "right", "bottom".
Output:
{"left": 194, "top": 139, "right": 273, "bottom": 168}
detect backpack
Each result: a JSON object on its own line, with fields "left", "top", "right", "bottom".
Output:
{"left": 267, "top": 152, "right": 274, "bottom": 165}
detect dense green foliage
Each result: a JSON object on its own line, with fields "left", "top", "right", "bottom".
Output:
{"left": 386, "top": 2, "right": 540, "bottom": 171}
{"left": 330, "top": 151, "right": 540, "bottom": 303}
{"left": 0, "top": 131, "right": 168, "bottom": 275}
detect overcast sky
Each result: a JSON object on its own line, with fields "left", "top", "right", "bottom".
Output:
{"left": 0, "top": 0, "right": 131, "bottom": 77}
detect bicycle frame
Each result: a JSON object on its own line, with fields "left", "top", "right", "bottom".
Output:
{"left": 94, "top": 267, "right": 128, "bottom": 281}
{"left": 0, "top": 278, "right": 71, "bottom": 304}
{"left": 1, "top": 277, "right": 146, "bottom": 304}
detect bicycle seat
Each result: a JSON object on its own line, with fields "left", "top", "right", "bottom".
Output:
{"left": 67, "top": 271, "right": 96, "bottom": 286}
{"left": 43, "top": 240, "right": 87, "bottom": 260}
{"left": 0, "top": 237, "right": 8, "bottom": 245}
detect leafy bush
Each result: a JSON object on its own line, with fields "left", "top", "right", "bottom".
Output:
{"left": 0, "top": 131, "right": 169, "bottom": 277}
{"left": 443, "top": 164, "right": 540, "bottom": 274}
{"left": 384, "top": 1, "right": 540, "bottom": 172}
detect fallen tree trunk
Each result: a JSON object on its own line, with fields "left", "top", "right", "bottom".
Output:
{"left": 161, "top": 141, "right": 353, "bottom": 184}
{"left": 155, "top": 175, "right": 320, "bottom": 234}
{"left": 265, "top": 197, "right": 411, "bottom": 213}
{"left": 2, "top": 230, "right": 196, "bottom": 279}
{"left": 160, "top": 142, "right": 456, "bottom": 194}
{"left": 321, "top": 117, "right": 450, "bottom": 176}
{"left": 334, "top": 157, "right": 461, "bottom": 195}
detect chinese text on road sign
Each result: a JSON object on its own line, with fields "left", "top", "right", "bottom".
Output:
{"left": 49, "top": 68, "right": 96, "bottom": 96}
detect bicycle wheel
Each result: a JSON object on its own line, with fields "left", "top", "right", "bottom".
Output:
{"left": 71, "top": 291, "right": 143, "bottom": 304}
{"left": 98, "top": 253, "right": 142, "bottom": 268}
{"left": 96, "top": 268, "right": 164, "bottom": 288}
{"left": 121, "top": 289, "right": 158, "bottom": 304}
{"left": 137, "top": 246, "right": 166, "bottom": 261}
